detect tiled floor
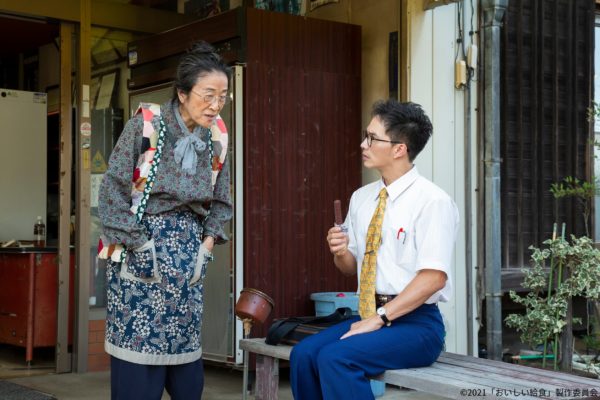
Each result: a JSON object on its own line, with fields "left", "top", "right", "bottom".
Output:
{"left": 0, "top": 344, "right": 444, "bottom": 399}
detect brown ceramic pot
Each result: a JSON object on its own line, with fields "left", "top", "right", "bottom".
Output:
{"left": 235, "top": 288, "right": 275, "bottom": 323}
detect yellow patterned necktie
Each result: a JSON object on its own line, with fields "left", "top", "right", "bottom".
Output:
{"left": 358, "top": 187, "right": 388, "bottom": 319}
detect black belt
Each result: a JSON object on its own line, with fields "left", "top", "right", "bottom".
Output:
{"left": 375, "top": 294, "right": 397, "bottom": 308}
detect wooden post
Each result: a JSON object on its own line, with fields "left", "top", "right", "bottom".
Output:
{"left": 75, "top": 0, "right": 91, "bottom": 373}
{"left": 399, "top": 0, "right": 410, "bottom": 102}
{"left": 560, "top": 298, "right": 574, "bottom": 372}
{"left": 26, "top": 253, "right": 36, "bottom": 365}
{"left": 255, "top": 354, "right": 279, "bottom": 400}
{"left": 57, "top": 21, "right": 74, "bottom": 374}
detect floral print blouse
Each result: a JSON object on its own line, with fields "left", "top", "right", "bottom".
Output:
{"left": 98, "top": 99, "right": 232, "bottom": 248}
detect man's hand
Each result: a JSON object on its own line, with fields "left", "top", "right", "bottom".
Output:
{"left": 327, "top": 226, "right": 349, "bottom": 256}
{"left": 340, "top": 315, "right": 384, "bottom": 339}
{"left": 327, "top": 226, "right": 357, "bottom": 275}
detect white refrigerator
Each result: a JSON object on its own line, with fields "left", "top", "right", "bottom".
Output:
{"left": 0, "top": 89, "right": 47, "bottom": 242}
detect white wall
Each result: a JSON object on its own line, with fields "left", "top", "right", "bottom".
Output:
{"left": 407, "top": 0, "right": 478, "bottom": 355}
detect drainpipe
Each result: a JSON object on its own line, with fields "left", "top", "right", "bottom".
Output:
{"left": 464, "top": 68, "right": 474, "bottom": 357}
{"left": 482, "top": 0, "right": 507, "bottom": 361}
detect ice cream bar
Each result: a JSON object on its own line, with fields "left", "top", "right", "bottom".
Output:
{"left": 334, "top": 200, "right": 343, "bottom": 225}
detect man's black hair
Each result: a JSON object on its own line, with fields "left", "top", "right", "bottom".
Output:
{"left": 371, "top": 99, "right": 433, "bottom": 162}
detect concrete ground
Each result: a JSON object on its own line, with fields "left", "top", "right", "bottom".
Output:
{"left": 0, "top": 344, "right": 443, "bottom": 399}
{"left": 5, "top": 364, "right": 444, "bottom": 400}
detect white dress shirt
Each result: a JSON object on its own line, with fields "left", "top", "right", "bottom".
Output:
{"left": 345, "top": 166, "right": 459, "bottom": 303}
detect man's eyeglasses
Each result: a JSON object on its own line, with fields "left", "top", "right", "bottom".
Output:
{"left": 190, "top": 90, "right": 229, "bottom": 106}
{"left": 362, "top": 131, "right": 405, "bottom": 149}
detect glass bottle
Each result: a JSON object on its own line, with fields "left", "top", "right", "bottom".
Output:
{"left": 34, "top": 216, "right": 46, "bottom": 247}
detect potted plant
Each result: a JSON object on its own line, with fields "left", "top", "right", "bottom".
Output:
{"left": 506, "top": 234, "right": 600, "bottom": 372}
{"left": 506, "top": 103, "right": 600, "bottom": 373}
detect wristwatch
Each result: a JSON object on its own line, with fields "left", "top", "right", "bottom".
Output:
{"left": 376, "top": 306, "right": 392, "bottom": 327}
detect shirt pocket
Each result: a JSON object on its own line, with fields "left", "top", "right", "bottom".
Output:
{"left": 389, "top": 226, "right": 414, "bottom": 264}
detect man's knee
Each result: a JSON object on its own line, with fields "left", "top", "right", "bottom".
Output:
{"left": 315, "top": 344, "right": 343, "bottom": 370}
{"left": 290, "top": 341, "right": 315, "bottom": 366}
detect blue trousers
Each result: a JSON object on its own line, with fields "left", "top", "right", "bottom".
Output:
{"left": 110, "top": 356, "right": 204, "bottom": 400}
{"left": 289, "top": 303, "right": 444, "bottom": 400}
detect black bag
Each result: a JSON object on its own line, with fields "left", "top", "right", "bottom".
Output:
{"left": 265, "top": 307, "right": 355, "bottom": 346}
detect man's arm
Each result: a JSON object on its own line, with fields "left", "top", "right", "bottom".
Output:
{"left": 382, "top": 269, "right": 446, "bottom": 320}
{"left": 340, "top": 269, "right": 446, "bottom": 339}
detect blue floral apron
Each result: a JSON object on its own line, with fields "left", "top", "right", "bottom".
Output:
{"left": 105, "top": 210, "right": 209, "bottom": 365}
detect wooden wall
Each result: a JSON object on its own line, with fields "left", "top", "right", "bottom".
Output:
{"left": 244, "top": 9, "right": 361, "bottom": 334}
{"left": 500, "top": 0, "right": 594, "bottom": 282}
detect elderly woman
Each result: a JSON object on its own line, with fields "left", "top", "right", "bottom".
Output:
{"left": 98, "top": 41, "right": 232, "bottom": 400}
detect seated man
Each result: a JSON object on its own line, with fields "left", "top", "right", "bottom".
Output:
{"left": 290, "top": 99, "right": 459, "bottom": 400}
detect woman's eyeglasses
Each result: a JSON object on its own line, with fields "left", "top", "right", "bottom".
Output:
{"left": 362, "top": 131, "right": 406, "bottom": 150}
{"left": 190, "top": 90, "right": 229, "bottom": 106}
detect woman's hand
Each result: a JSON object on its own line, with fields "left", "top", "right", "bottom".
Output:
{"left": 340, "top": 315, "right": 384, "bottom": 339}
{"left": 202, "top": 236, "right": 215, "bottom": 252}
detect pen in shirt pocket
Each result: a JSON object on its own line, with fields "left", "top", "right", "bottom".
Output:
{"left": 396, "top": 227, "right": 407, "bottom": 244}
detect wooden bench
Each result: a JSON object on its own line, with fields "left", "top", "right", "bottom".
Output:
{"left": 240, "top": 338, "right": 600, "bottom": 399}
